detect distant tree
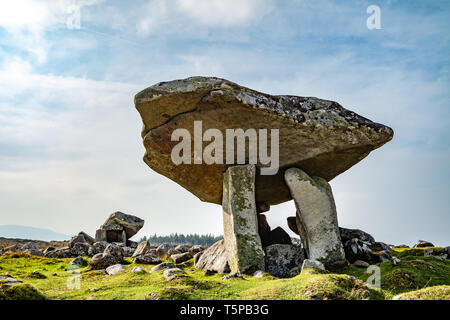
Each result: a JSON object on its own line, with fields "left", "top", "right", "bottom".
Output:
{"left": 140, "top": 233, "right": 223, "bottom": 246}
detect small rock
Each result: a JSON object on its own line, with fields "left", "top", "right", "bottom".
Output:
{"left": 301, "top": 259, "right": 325, "bottom": 272}
{"left": 88, "top": 253, "right": 117, "bottom": 270}
{"left": 155, "top": 243, "right": 172, "bottom": 259}
{"left": 106, "top": 264, "right": 126, "bottom": 275}
{"left": 253, "top": 270, "right": 264, "bottom": 278}
{"left": 21, "top": 242, "right": 38, "bottom": 251}
{"left": 163, "top": 268, "right": 186, "bottom": 281}
{"left": 222, "top": 272, "right": 244, "bottom": 280}
{"left": 69, "top": 256, "right": 86, "bottom": 267}
{"left": 171, "top": 252, "right": 193, "bottom": 264}
{"left": 104, "top": 243, "right": 124, "bottom": 263}
{"left": 264, "top": 244, "right": 305, "bottom": 278}
{"left": 71, "top": 242, "right": 90, "bottom": 256}
{"left": 424, "top": 248, "right": 433, "bottom": 256}
{"left": 392, "top": 256, "right": 401, "bottom": 266}
{"left": 0, "top": 276, "right": 22, "bottom": 286}
{"left": 131, "top": 267, "right": 146, "bottom": 273}
{"left": 25, "top": 249, "right": 43, "bottom": 256}
{"left": 151, "top": 262, "right": 175, "bottom": 273}
{"left": 413, "top": 240, "right": 434, "bottom": 248}
{"left": 132, "top": 241, "right": 151, "bottom": 258}
{"left": 43, "top": 247, "right": 55, "bottom": 255}
{"left": 78, "top": 231, "right": 94, "bottom": 245}
{"left": 353, "top": 260, "right": 370, "bottom": 268}
{"left": 347, "top": 275, "right": 356, "bottom": 281}
{"left": 133, "top": 253, "right": 161, "bottom": 264}
{"left": 174, "top": 244, "right": 189, "bottom": 253}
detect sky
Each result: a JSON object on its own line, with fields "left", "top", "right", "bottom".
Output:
{"left": 0, "top": 0, "right": 449, "bottom": 246}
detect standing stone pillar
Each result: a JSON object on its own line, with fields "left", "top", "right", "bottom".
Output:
{"left": 284, "top": 168, "right": 346, "bottom": 268}
{"left": 223, "top": 164, "right": 265, "bottom": 274}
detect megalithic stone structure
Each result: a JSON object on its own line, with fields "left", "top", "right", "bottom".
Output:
{"left": 284, "top": 168, "right": 346, "bottom": 268}
{"left": 222, "top": 164, "right": 265, "bottom": 274}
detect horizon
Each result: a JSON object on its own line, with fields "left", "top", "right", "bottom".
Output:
{"left": 0, "top": 1, "right": 449, "bottom": 247}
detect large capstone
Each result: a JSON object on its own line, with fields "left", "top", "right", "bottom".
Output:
{"left": 134, "top": 76, "right": 393, "bottom": 205}
{"left": 222, "top": 165, "right": 265, "bottom": 274}
{"left": 284, "top": 168, "right": 346, "bottom": 268}
{"left": 95, "top": 211, "right": 144, "bottom": 243}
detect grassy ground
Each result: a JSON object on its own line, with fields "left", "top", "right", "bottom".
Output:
{"left": 0, "top": 247, "right": 449, "bottom": 300}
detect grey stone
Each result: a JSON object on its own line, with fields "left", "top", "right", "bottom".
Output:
{"left": 89, "top": 253, "right": 116, "bottom": 270}
{"left": 25, "top": 249, "right": 43, "bottom": 256}
{"left": 106, "top": 264, "right": 126, "bottom": 275}
{"left": 222, "top": 165, "right": 265, "bottom": 274}
{"left": 95, "top": 229, "right": 107, "bottom": 242}
{"left": 0, "top": 276, "right": 22, "bottom": 286}
{"left": 21, "top": 242, "right": 38, "bottom": 251}
{"left": 392, "top": 256, "right": 401, "bottom": 266}
{"left": 301, "top": 259, "right": 326, "bottom": 272}
{"left": 88, "top": 241, "right": 108, "bottom": 256}
{"left": 174, "top": 244, "right": 189, "bottom": 253}
{"left": 104, "top": 243, "right": 124, "bottom": 263}
{"left": 413, "top": 240, "right": 434, "bottom": 248}
{"left": 155, "top": 243, "right": 172, "bottom": 259}
{"left": 253, "top": 270, "right": 264, "bottom": 278}
{"left": 70, "top": 256, "right": 86, "bottom": 267}
{"left": 123, "top": 247, "right": 135, "bottom": 257}
{"left": 339, "top": 227, "right": 376, "bottom": 245}
{"left": 78, "top": 232, "right": 94, "bottom": 245}
{"left": 353, "top": 260, "right": 370, "bottom": 268}
{"left": 189, "top": 245, "right": 204, "bottom": 254}
{"left": 132, "top": 241, "right": 151, "bottom": 258}
{"left": 151, "top": 262, "right": 175, "bottom": 273}
{"left": 43, "top": 247, "right": 55, "bottom": 255}
{"left": 264, "top": 244, "right": 306, "bottom": 278}
{"left": 285, "top": 168, "right": 346, "bottom": 268}
{"left": 163, "top": 268, "right": 186, "bottom": 281}
{"left": 194, "top": 240, "right": 230, "bottom": 274}
{"left": 133, "top": 253, "right": 161, "bottom": 264}
{"left": 69, "top": 235, "right": 87, "bottom": 249}
{"left": 135, "top": 76, "right": 393, "bottom": 205}
{"left": 131, "top": 266, "right": 146, "bottom": 273}
{"left": 171, "top": 252, "right": 193, "bottom": 264}
{"left": 424, "top": 248, "right": 433, "bottom": 256}
{"left": 222, "top": 272, "right": 244, "bottom": 280}
{"left": 71, "top": 242, "right": 89, "bottom": 256}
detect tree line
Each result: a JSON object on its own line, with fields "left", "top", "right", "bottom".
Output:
{"left": 138, "top": 233, "right": 223, "bottom": 246}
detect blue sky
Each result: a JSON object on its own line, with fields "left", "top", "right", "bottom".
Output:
{"left": 0, "top": 0, "right": 449, "bottom": 246}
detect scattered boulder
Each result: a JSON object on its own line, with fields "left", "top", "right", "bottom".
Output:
{"left": 253, "top": 270, "right": 264, "bottom": 278}
{"left": 163, "top": 268, "right": 186, "bottom": 281}
{"left": 353, "top": 260, "right": 370, "bottom": 268}
{"left": 89, "top": 253, "right": 117, "bottom": 270}
{"left": 69, "top": 256, "right": 86, "bottom": 267}
{"left": 171, "top": 252, "right": 193, "bottom": 264}
{"left": 222, "top": 272, "right": 244, "bottom": 280}
{"left": 45, "top": 247, "right": 71, "bottom": 258}
{"left": 370, "top": 242, "right": 393, "bottom": 253}
{"left": 133, "top": 253, "right": 161, "bottom": 264}
{"left": 413, "top": 240, "right": 434, "bottom": 248}
{"left": 342, "top": 238, "right": 374, "bottom": 264}
{"left": 339, "top": 227, "right": 376, "bottom": 244}
{"left": 78, "top": 232, "right": 94, "bottom": 245}
{"left": 132, "top": 241, "right": 151, "bottom": 258}
{"left": 392, "top": 256, "right": 401, "bottom": 266}
{"left": 69, "top": 234, "right": 87, "bottom": 249}
{"left": 264, "top": 244, "right": 305, "bottom": 278}
{"left": 88, "top": 241, "right": 108, "bottom": 256}
{"left": 131, "top": 267, "right": 146, "bottom": 273}
{"left": 43, "top": 247, "right": 55, "bottom": 255}
{"left": 167, "top": 248, "right": 181, "bottom": 257}
{"left": 155, "top": 243, "right": 172, "bottom": 259}
{"left": 71, "top": 242, "right": 89, "bottom": 256}
{"left": 3, "top": 244, "right": 20, "bottom": 253}
{"left": 194, "top": 240, "right": 230, "bottom": 274}
{"left": 21, "top": 242, "right": 38, "bottom": 251}
{"left": 189, "top": 245, "right": 204, "bottom": 255}
{"left": 24, "top": 249, "right": 43, "bottom": 257}
{"left": 104, "top": 244, "right": 124, "bottom": 263}
{"left": 122, "top": 247, "right": 135, "bottom": 257}
{"left": 174, "top": 245, "right": 189, "bottom": 253}
{"left": 106, "top": 264, "right": 126, "bottom": 275}
{"left": 151, "top": 262, "right": 175, "bottom": 273}
{"left": 301, "top": 259, "right": 325, "bottom": 272}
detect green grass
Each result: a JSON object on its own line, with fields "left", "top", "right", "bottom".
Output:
{"left": 0, "top": 248, "right": 449, "bottom": 300}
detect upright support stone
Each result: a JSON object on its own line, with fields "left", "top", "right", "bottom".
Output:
{"left": 284, "top": 168, "right": 346, "bottom": 268}
{"left": 222, "top": 164, "right": 265, "bottom": 274}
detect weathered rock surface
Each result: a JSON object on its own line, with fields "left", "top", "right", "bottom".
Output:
{"left": 285, "top": 168, "right": 346, "bottom": 267}
{"left": 135, "top": 76, "right": 393, "bottom": 205}
{"left": 155, "top": 243, "right": 172, "bottom": 259}
{"left": 104, "top": 244, "right": 124, "bottom": 263}
{"left": 70, "top": 242, "right": 89, "bottom": 256}
{"left": 151, "top": 262, "right": 175, "bottom": 273}
{"left": 413, "top": 240, "right": 434, "bottom": 248}
{"left": 133, "top": 253, "right": 161, "bottom": 264}
{"left": 163, "top": 268, "right": 186, "bottom": 281}
{"left": 132, "top": 241, "right": 151, "bottom": 258}
{"left": 194, "top": 240, "right": 230, "bottom": 274}
{"left": 339, "top": 227, "right": 375, "bottom": 245}
{"left": 89, "top": 253, "right": 116, "bottom": 270}
{"left": 171, "top": 252, "right": 193, "bottom": 264}
{"left": 88, "top": 241, "right": 108, "bottom": 256}
{"left": 106, "top": 264, "right": 126, "bottom": 275}
{"left": 264, "top": 244, "right": 306, "bottom": 278}
{"left": 301, "top": 259, "right": 325, "bottom": 272}
{"left": 222, "top": 165, "right": 265, "bottom": 273}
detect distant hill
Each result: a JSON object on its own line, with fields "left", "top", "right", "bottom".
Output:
{"left": 0, "top": 225, "right": 69, "bottom": 241}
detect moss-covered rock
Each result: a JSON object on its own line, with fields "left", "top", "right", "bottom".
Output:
{"left": 0, "top": 281, "right": 46, "bottom": 300}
